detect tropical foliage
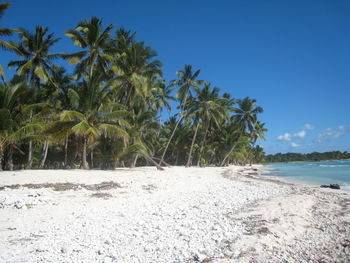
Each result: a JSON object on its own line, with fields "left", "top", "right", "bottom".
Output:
{"left": 266, "top": 151, "right": 350, "bottom": 163}
{"left": 0, "top": 4, "right": 267, "bottom": 170}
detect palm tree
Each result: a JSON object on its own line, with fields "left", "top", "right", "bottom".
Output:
{"left": 49, "top": 70, "right": 130, "bottom": 169}
{"left": 128, "top": 106, "right": 159, "bottom": 167}
{"left": 41, "top": 65, "right": 75, "bottom": 167}
{"left": 7, "top": 26, "right": 62, "bottom": 85}
{"left": 111, "top": 41, "right": 163, "bottom": 108}
{"left": 185, "top": 84, "right": 229, "bottom": 167}
{"left": 6, "top": 26, "right": 62, "bottom": 168}
{"left": 159, "top": 65, "right": 205, "bottom": 165}
{"left": 58, "top": 108, "right": 129, "bottom": 169}
{"left": 0, "top": 79, "right": 36, "bottom": 170}
{"left": 194, "top": 84, "right": 229, "bottom": 166}
{"left": 220, "top": 97, "right": 263, "bottom": 166}
{"left": 150, "top": 80, "right": 173, "bottom": 129}
{"left": 64, "top": 16, "right": 114, "bottom": 78}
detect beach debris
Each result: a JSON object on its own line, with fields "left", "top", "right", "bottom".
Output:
{"left": 89, "top": 192, "right": 113, "bottom": 199}
{"left": 0, "top": 181, "right": 122, "bottom": 192}
{"left": 320, "top": 184, "right": 340, "bottom": 190}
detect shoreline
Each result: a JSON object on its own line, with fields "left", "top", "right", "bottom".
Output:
{"left": 261, "top": 161, "right": 350, "bottom": 192}
{"left": 264, "top": 158, "right": 350, "bottom": 164}
{"left": 0, "top": 166, "right": 349, "bottom": 262}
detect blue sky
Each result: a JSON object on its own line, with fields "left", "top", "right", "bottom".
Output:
{"left": 1, "top": 0, "right": 350, "bottom": 154}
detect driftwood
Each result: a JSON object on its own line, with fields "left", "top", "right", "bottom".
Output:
{"left": 152, "top": 157, "right": 172, "bottom": 167}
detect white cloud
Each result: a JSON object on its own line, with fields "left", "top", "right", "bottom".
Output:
{"left": 294, "top": 130, "right": 306, "bottom": 139}
{"left": 277, "top": 133, "right": 291, "bottom": 141}
{"left": 302, "top": 124, "right": 315, "bottom": 130}
{"left": 315, "top": 125, "right": 348, "bottom": 143}
{"left": 291, "top": 142, "right": 300, "bottom": 148}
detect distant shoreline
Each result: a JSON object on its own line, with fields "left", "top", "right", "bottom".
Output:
{"left": 264, "top": 158, "right": 350, "bottom": 165}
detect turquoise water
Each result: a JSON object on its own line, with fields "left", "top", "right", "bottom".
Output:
{"left": 264, "top": 160, "right": 350, "bottom": 191}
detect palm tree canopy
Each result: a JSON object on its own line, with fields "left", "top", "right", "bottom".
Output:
{"left": 232, "top": 97, "right": 263, "bottom": 135}
{"left": 171, "top": 64, "right": 206, "bottom": 107}
{"left": 64, "top": 16, "right": 114, "bottom": 77}
{"left": 7, "top": 26, "right": 62, "bottom": 85}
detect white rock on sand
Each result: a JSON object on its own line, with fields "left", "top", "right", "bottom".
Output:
{"left": 0, "top": 166, "right": 349, "bottom": 263}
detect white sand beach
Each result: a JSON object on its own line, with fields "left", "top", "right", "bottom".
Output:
{"left": 0, "top": 166, "right": 349, "bottom": 263}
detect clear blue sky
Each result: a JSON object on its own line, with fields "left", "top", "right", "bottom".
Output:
{"left": 2, "top": 0, "right": 350, "bottom": 154}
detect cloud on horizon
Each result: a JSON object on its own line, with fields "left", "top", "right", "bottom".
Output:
{"left": 277, "top": 130, "right": 306, "bottom": 142}
{"left": 277, "top": 133, "right": 292, "bottom": 141}
{"left": 294, "top": 130, "right": 306, "bottom": 139}
{"left": 315, "top": 125, "right": 348, "bottom": 143}
{"left": 291, "top": 142, "right": 300, "bottom": 147}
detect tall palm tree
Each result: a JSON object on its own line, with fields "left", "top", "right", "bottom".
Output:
{"left": 220, "top": 97, "right": 263, "bottom": 166}
{"left": 159, "top": 65, "right": 205, "bottom": 165}
{"left": 194, "top": 84, "right": 229, "bottom": 166}
{"left": 6, "top": 26, "right": 61, "bottom": 168}
{"left": 185, "top": 84, "right": 229, "bottom": 167}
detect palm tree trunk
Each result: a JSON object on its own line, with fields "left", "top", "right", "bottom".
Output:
{"left": 157, "top": 110, "right": 163, "bottom": 136}
{"left": 64, "top": 135, "right": 68, "bottom": 167}
{"left": 26, "top": 109, "right": 35, "bottom": 169}
{"left": 82, "top": 136, "right": 89, "bottom": 169}
{"left": 186, "top": 121, "right": 200, "bottom": 168}
{"left": 90, "top": 150, "right": 94, "bottom": 168}
{"left": 27, "top": 140, "right": 33, "bottom": 169}
{"left": 0, "top": 151, "right": 3, "bottom": 171}
{"left": 220, "top": 134, "right": 242, "bottom": 166}
{"left": 39, "top": 140, "right": 49, "bottom": 168}
{"left": 197, "top": 121, "right": 210, "bottom": 166}
{"left": 6, "top": 145, "right": 13, "bottom": 171}
{"left": 159, "top": 116, "right": 183, "bottom": 165}
{"left": 145, "top": 156, "right": 164, "bottom": 171}
{"left": 175, "top": 150, "right": 180, "bottom": 166}
{"left": 132, "top": 154, "right": 139, "bottom": 168}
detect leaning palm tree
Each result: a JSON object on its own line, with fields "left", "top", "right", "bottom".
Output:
{"left": 194, "top": 84, "right": 229, "bottom": 166}
{"left": 185, "top": 84, "right": 229, "bottom": 167}
{"left": 220, "top": 97, "right": 263, "bottom": 166}
{"left": 159, "top": 65, "right": 205, "bottom": 165}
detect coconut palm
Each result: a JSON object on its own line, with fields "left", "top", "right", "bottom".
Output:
{"left": 185, "top": 84, "right": 229, "bottom": 167}
{"left": 194, "top": 84, "right": 229, "bottom": 166}
{"left": 220, "top": 97, "right": 263, "bottom": 166}
{"left": 7, "top": 26, "right": 62, "bottom": 85}
{"left": 64, "top": 16, "right": 114, "bottom": 78}
{"left": 111, "top": 41, "right": 163, "bottom": 108}
{"left": 6, "top": 26, "right": 62, "bottom": 168}
{"left": 159, "top": 65, "right": 205, "bottom": 165}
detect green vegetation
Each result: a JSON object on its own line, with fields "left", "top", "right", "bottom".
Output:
{"left": 0, "top": 2, "right": 267, "bottom": 170}
{"left": 266, "top": 151, "right": 350, "bottom": 163}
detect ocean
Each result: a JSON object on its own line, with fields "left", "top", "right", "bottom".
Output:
{"left": 264, "top": 160, "right": 350, "bottom": 191}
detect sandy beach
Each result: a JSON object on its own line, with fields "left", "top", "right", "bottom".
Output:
{"left": 0, "top": 166, "right": 349, "bottom": 263}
